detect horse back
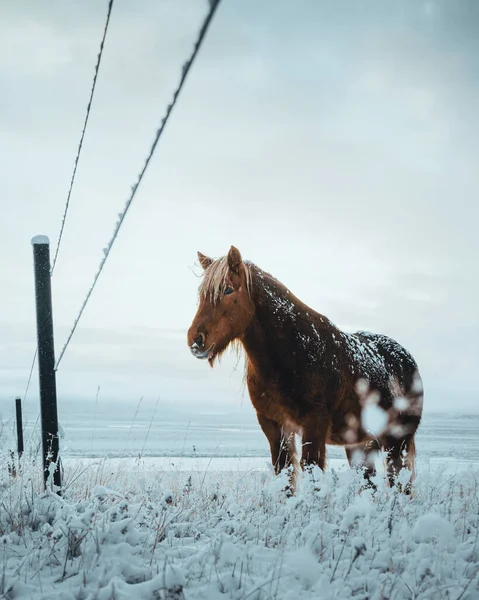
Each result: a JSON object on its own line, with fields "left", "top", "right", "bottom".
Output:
{"left": 345, "top": 330, "right": 422, "bottom": 407}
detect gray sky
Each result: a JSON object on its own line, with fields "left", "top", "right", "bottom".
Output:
{"left": 1, "top": 0, "right": 478, "bottom": 420}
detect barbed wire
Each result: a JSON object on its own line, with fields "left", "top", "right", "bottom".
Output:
{"left": 55, "top": 0, "right": 222, "bottom": 370}
{"left": 20, "top": 0, "right": 114, "bottom": 421}
{"left": 51, "top": 0, "right": 115, "bottom": 274}
{"left": 22, "top": 348, "right": 38, "bottom": 408}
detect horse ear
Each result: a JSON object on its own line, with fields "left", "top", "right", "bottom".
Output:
{"left": 227, "top": 245, "right": 242, "bottom": 274}
{"left": 197, "top": 251, "right": 213, "bottom": 270}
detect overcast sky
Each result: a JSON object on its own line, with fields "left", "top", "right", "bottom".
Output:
{"left": 1, "top": 0, "right": 478, "bottom": 422}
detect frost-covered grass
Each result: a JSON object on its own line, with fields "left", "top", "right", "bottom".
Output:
{"left": 2, "top": 454, "right": 479, "bottom": 600}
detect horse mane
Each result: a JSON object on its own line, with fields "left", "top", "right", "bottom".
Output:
{"left": 199, "top": 256, "right": 253, "bottom": 303}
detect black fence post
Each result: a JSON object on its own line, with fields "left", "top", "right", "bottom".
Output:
{"left": 15, "top": 396, "right": 24, "bottom": 457}
{"left": 31, "top": 235, "right": 61, "bottom": 493}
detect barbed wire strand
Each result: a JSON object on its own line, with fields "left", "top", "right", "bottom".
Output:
{"left": 22, "top": 349, "right": 38, "bottom": 411}
{"left": 51, "top": 0, "right": 115, "bottom": 274}
{"left": 55, "top": 0, "right": 222, "bottom": 370}
{"left": 20, "top": 0, "right": 114, "bottom": 438}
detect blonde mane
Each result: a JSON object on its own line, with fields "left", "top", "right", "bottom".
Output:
{"left": 199, "top": 256, "right": 253, "bottom": 303}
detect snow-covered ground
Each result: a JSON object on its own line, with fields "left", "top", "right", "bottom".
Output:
{"left": 2, "top": 451, "right": 479, "bottom": 599}
{"left": 2, "top": 410, "right": 479, "bottom": 599}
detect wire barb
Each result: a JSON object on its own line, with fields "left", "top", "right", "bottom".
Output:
{"left": 55, "top": 0, "right": 222, "bottom": 370}
{"left": 51, "top": 0, "right": 115, "bottom": 274}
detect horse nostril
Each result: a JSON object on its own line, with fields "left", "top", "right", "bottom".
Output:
{"left": 195, "top": 333, "right": 205, "bottom": 348}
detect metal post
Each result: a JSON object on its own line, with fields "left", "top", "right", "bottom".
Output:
{"left": 31, "top": 235, "right": 61, "bottom": 492}
{"left": 15, "top": 397, "right": 24, "bottom": 457}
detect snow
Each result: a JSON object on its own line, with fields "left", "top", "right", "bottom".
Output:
{"left": 2, "top": 454, "right": 479, "bottom": 599}
{"left": 31, "top": 235, "right": 50, "bottom": 245}
{"left": 393, "top": 396, "right": 409, "bottom": 411}
{"left": 412, "top": 513, "right": 455, "bottom": 547}
{"left": 361, "top": 403, "right": 388, "bottom": 436}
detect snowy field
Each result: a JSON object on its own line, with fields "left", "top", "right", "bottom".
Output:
{"left": 2, "top": 411, "right": 479, "bottom": 599}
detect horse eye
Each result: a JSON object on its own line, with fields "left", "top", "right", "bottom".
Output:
{"left": 224, "top": 286, "right": 233, "bottom": 295}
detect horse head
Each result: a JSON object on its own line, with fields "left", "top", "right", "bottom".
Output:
{"left": 187, "top": 246, "right": 254, "bottom": 367}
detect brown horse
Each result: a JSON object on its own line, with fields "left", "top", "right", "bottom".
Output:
{"left": 187, "top": 246, "right": 423, "bottom": 492}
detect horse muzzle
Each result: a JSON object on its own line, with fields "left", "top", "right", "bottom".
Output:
{"left": 190, "top": 342, "right": 215, "bottom": 360}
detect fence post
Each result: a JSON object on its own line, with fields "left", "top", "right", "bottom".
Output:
{"left": 31, "top": 235, "right": 62, "bottom": 493}
{"left": 15, "top": 396, "right": 24, "bottom": 457}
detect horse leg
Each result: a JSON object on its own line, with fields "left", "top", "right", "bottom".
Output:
{"left": 345, "top": 440, "right": 380, "bottom": 490}
{"left": 300, "top": 419, "right": 327, "bottom": 471}
{"left": 383, "top": 434, "right": 416, "bottom": 494}
{"left": 256, "top": 413, "right": 298, "bottom": 476}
